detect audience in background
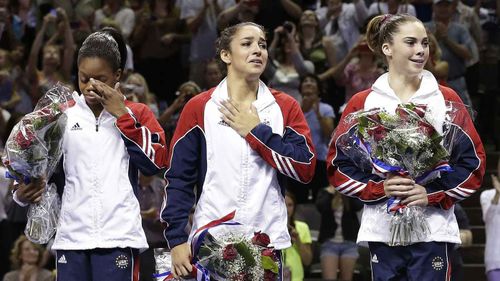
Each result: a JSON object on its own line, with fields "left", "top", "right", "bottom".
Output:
{"left": 283, "top": 191, "right": 313, "bottom": 281}
{"left": 3, "top": 235, "right": 53, "bottom": 281}
{"left": 0, "top": 0, "right": 498, "bottom": 280}
{"left": 481, "top": 159, "right": 500, "bottom": 281}
{"left": 316, "top": 185, "right": 362, "bottom": 281}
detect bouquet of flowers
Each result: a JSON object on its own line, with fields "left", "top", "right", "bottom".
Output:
{"left": 336, "top": 102, "right": 472, "bottom": 246}
{"left": 2, "top": 83, "right": 75, "bottom": 244}
{"left": 154, "top": 211, "right": 280, "bottom": 281}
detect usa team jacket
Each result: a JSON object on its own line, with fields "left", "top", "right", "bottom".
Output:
{"left": 50, "top": 93, "right": 168, "bottom": 251}
{"left": 160, "top": 79, "right": 316, "bottom": 250}
{"left": 327, "top": 70, "right": 485, "bottom": 244}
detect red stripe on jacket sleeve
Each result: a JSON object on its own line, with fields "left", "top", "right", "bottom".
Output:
{"left": 115, "top": 101, "right": 168, "bottom": 169}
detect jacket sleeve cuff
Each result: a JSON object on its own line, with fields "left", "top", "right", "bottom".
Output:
{"left": 12, "top": 190, "right": 29, "bottom": 207}
{"left": 167, "top": 236, "right": 189, "bottom": 250}
{"left": 427, "top": 192, "right": 448, "bottom": 209}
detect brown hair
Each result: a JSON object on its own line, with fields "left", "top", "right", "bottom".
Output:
{"left": 9, "top": 235, "right": 45, "bottom": 269}
{"left": 366, "top": 14, "right": 421, "bottom": 60}
{"left": 215, "top": 22, "right": 266, "bottom": 70}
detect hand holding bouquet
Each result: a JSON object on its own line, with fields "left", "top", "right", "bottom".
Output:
{"left": 155, "top": 211, "right": 280, "bottom": 281}
{"left": 337, "top": 102, "right": 471, "bottom": 246}
{"left": 2, "top": 83, "right": 75, "bottom": 244}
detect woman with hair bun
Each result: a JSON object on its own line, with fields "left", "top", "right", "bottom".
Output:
{"left": 161, "top": 22, "right": 316, "bottom": 279}
{"left": 12, "top": 27, "right": 168, "bottom": 281}
{"left": 327, "top": 14, "right": 485, "bottom": 281}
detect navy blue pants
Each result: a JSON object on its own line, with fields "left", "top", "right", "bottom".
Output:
{"left": 55, "top": 248, "right": 139, "bottom": 281}
{"left": 368, "top": 242, "right": 454, "bottom": 281}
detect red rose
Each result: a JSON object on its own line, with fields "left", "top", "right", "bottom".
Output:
{"left": 59, "top": 99, "right": 76, "bottom": 111}
{"left": 252, "top": 231, "right": 271, "bottom": 247}
{"left": 261, "top": 248, "right": 276, "bottom": 260}
{"left": 412, "top": 105, "right": 427, "bottom": 118}
{"left": 264, "top": 270, "right": 277, "bottom": 281}
{"left": 222, "top": 244, "right": 238, "bottom": 260}
{"left": 14, "top": 129, "right": 36, "bottom": 149}
{"left": 396, "top": 106, "right": 411, "bottom": 121}
{"left": 418, "top": 120, "right": 436, "bottom": 137}
{"left": 368, "top": 125, "right": 387, "bottom": 142}
{"left": 366, "top": 112, "right": 381, "bottom": 123}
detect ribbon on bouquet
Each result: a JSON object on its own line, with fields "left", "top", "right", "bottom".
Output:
{"left": 5, "top": 170, "right": 31, "bottom": 184}
{"left": 154, "top": 211, "right": 240, "bottom": 281}
{"left": 354, "top": 136, "right": 453, "bottom": 213}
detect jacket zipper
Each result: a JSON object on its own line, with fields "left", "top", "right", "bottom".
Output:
{"left": 95, "top": 117, "right": 99, "bottom": 132}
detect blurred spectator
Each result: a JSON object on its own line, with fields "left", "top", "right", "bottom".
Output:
{"left": 0, "top": 95, "right": 7, "bottom": 143}
{"left": 0, "top": 3, "right": 18, "bottom": 51}
{"left": 0, "top": 159, "right": 10, "bottom": 279}
{"left": 316, "top": 0, "right": 368, "bottom": 62}
{"left": 301, "top": 0, "right": 322, "bottom": 10}
{"left": 8, "top": 0, "right": 36, "bottom": 47}
{"left": 123, "top": 72, "right": 160, "bottom": 118}
{"left": 217, "top": 0, "right": 259, "bottom": 30}
{"left": 254, "top": 0, "right": 303, "bottom": 37}
{"left": 412, "top": 0, "right": 434, "bottom": 22}
{"left": 3, "top": 235, "right": 53, "bottom": 281}
{"left": 137, "top": 173, "right": 167, "bottom": 281}
{"left": 367, "top": 0, "right": 417, "bottom": 16}
{"left": 2, "top": 112, "right": 28, "bottom": 277}
{"left": 424, "top": 0, "right": 474, "bottom": 106}
{"left": 130, "top": 0, "right": 189, "bottom": 105}
{"left": 180, "top": 0, "right": 235, "bottom": 89}
{"left": 0, "top": 48, "right": 17, "bottom": 111}
{"left": 26, "top": 8, "right": 75, "bottom": 103}
{"left": 283, "top": 191, "right": 313, "bottom": 281}
{"left": 288, "top": 74, "right": 333, "bottom": 203}
{"left": 94, "top": 0, "right": 135, "bottom": 41}
{"left": 315, "top": 185, "right": 363, "bottom": 281}
{"left": 54, "top": 0, "right": 97, "bottom": 23}
{"left": 450, "top": 203, "right": 473, "bottom": 281}
{"left": 425, "top": 31, "right": 449, "bottom": 84}
{"left": 158, "top": 81, "right": 201, "bottom": 143}
{"left": 264, "top": 21, "right": 314, "bottom": 102}
{"left": 481, "top": 159, "right": 500, "bottom": 281}
{"left": 319, "top": 39, "right": 384, "bottom": 112}
{"left": 8, "top": 43, "right": 32, "bottom": 114}
{"left": 203, "top": 59, "right": 224, "bottom": 90}
{"left": 297, "top": 10, "right": 335, "bottom": 74}
{"left": 451, "top": 0, "right": 482, "bottom": 99}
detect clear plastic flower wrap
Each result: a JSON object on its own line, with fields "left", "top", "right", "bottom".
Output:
{"left": 2, "top": 83, "right": 75, "bottom": 244}
{"left": 336, "top": 101, "right": 474, "bottom": 246}
{"left": 24, "top": 183, "right": 61, "bottom": 244}
{"left": 154, "top": 211, "right": 280, "bottom": 281}
{"left": 153, "top": 248, "right": 172, "bottom": 281}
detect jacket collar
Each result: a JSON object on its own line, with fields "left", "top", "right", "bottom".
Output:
{"left": 371, "top": 70, "right": 440, "bottom": 102}
{"left": 211, "top": 77, "right": 276, "bottom": 112}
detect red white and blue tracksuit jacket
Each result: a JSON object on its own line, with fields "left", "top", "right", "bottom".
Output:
{"left": 160, "top": 79, "right": 316, "bottom": 250}
{"left": 327, "top": 71, "right": 485, "bottom": 244}
{"left": 50, "top": 93, "right": 168, "bottom": 251}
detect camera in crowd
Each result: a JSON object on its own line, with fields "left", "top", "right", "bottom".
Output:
{"left": 278, "top": 21, "right": 295, "bottom": 41}
{"left": 283, "top": 21, "right": 294, "bottom": 34}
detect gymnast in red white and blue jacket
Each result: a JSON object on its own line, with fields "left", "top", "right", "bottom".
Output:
{"left": 160, "top": 22, "right": 316, "bottom": 278}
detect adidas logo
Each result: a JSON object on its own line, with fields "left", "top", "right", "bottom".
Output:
{"left": 58, "top": 255, "right": 67, "bottom": 264}
{"left": 71, "top": 123, "right": 82, "bottom": 131}
{"left": 371, "top": 254, "right": 379, "bottom": 263}
{"left": 218, "top": 120, "right": 230, "bottom": 127}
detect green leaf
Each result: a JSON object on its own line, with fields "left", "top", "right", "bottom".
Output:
{"left": 261, "top": 255, "right": 279, "bottom": 273}
{"left": 198, "top": 245, "right": 213, "bottom": 259}
{"left": 234, "top": 241, "right": 256, "bottom": 267}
